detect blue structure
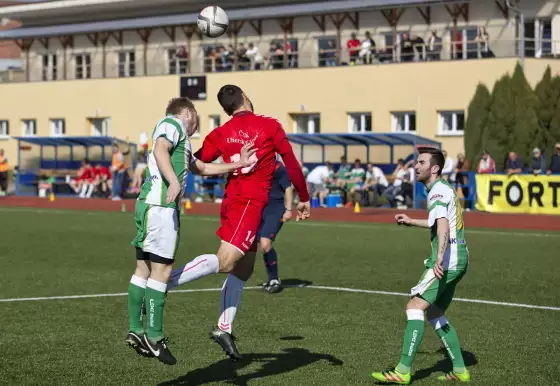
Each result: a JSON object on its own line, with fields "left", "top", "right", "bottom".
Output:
{"left": 286, "top": 132, "right": 442, "bottom": 209}
{"left": 13, "top": 136, "right": 137, "bottom": 196}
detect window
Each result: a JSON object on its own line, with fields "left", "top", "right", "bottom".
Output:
{"left": 391, "top": 112, "right": 416, "bottom": 132}
{"left": 524, "top": 19, "right": 552, "bottom": 58}
{"left": 75, "top": 54, "right": 91, "bottom": 79}
{"left": 292, "top": 114, "right": 320, "bottom": 134}
{"left": 168, "top": 47, "right": 188, "bottom": 74}
{"left": 50, "top": 118, "right": 65, "bottom": 136}
{"left": 42, "top": 54, "right": 57, "bottom": 81}
{"left": 448, "top": 27, "right": 478, "bottom": 59}
{"left": 348, "top": 113, "right": 372, "bottom": 133}
{"left": 118, "top": 51, "right": 135, "bottom": 77}
{"left": 209, "top": 115, "right": 221, "bottom": 131}
{"left": 317, "top": 36, "right": 337, "bottom": 67}
{"left": 0, "top": 120, "right": 8, "bottom": 137}
{"left": 438, "top": 111, "right": 465, "bottom": 135}
{"left": 21, "top": 119, "right": 36, "bottom": 136}
{"left": 90, "top": 118, "right": 111, "bottom": 136}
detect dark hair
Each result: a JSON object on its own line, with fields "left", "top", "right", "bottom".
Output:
{"left": 418, "top": 146, "right": 445, "bottom": 176}
{"left": 166, "top": 97, "right": 195, "bottom": 116}
{"left": 217, "top": 85, "right": 245, "bottom": 116}
{"left": 354, "top": 159, "right": 361, "bottom": 164}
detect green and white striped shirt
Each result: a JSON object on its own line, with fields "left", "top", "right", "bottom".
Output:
{"left": 427, "top": 178, "right": 469, "bottom": 271}
{"left": 138, "top": 116, "right": 196, "bottom": 209}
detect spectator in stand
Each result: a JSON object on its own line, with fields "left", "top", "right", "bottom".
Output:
{"left": 175, "top": 45, "right": 188, "bottom": 74}
{"left": 0, "top": 148, "right": 8, "bottom": 196}
{"left": 455, "top": 154, "right": 471, "bottom": 208}
{"left": 348, "top": 159, "right": 366, "bottom": 206}
{"left": 306, "top": 164, "right": 330, "bottom": 208}
{"left": 475, "top": 27, "right": 493, "bottom": 58}
{"left": 384, "top": 159, "right": 407, "bottom": 208}
{"left": 477, "top": 150, "right": 496, "bottom": 174}
{"left": 412, "top": 35, "right": 425, "bottom": 61}
{"left": 401, "top": 33, "right": 414, "bottom": 62}
{"left": 363, "top": 163, "right": 388, "bottom": 206}
{"left": 70, "top": 159, "right": 93, "bottom": 198}
{"left": 442, "top": 150, "right": 455, "bottom": 182}
{"left": 130, "top": 147, "right": 148, "bottom": 194}
{"left": 359, "top": 31, "right": 376, "bottom": 64}
{"left": 427, "top": 30, "right": 442, "bottom": 61}
{"left": 336, "top": 156, "right": 352, "bottom": 206}
{"left": 93, "top": 163, "right": 112, "bottom": 198}
{"left": 529, "top": 148, "right": 547, "bottom": 175}
{"left": 236, "top": 43, "right": 250, "bottom": 70}
{"left": 547, "top": 143, "right": 560, "bottom": 175}
{"left": 246, "top": 43, "right": 263, "bottom": 70}
{"left": 506, "top": 152, "right": 524, "bottom": 175}
{"left": 320, "top": 40, "right": 337, "bottom": 67}
{"left": 110, "top": 145, "right": 127, "bottom": 201}
{"left": 347, "top": 33, "right": 361, "bottom": 65}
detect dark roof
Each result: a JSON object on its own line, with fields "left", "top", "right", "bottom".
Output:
{"left": 0, "top": 0, "right": 467, "bottom": 39}
{"left": 286, "top": 132, "right": 441, "bottom": 148}
{"left": 13, "top": 136, "right": 134, "bottom": 147}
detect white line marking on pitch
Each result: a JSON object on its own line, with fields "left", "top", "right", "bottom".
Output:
{"left": 0, "top": 285, "right": 558, "bottom": 311}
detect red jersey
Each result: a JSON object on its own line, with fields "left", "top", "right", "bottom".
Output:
{"left": 98, "top": 165, "right": 111, "bottom": 179}
{"left": 347, "top": 39, "right": 360, "bottom": 53}
{"left": 194, "top": 111, "right": 309, "bottom": 204}
{"left": 79, "top": 166, "right": 92, "bottom": 180}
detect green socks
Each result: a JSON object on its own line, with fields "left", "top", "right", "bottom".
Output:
{"left": 127, "top": 275, "right": 147, "bottom": 335}
{"left": 145, "top": 278, "right": 168, "bottom": 343}
{"left": 397, "top": 309, "right": 425, "bottom": 374}
{"left": 435, "top": 322, "right": 466, "bottom": 372}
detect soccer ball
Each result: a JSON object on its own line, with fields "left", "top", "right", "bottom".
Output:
{"left": 197, "top": 6, "right": 229, "bottom": 38}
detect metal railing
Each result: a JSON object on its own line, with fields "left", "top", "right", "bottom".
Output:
{"left": 0, "top": 38, "right": 557, "bottom": 83}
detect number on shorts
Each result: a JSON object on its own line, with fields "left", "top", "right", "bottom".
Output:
{"left": 230, "top": 153, "right": 258, "bottom": 175}
{"left": 245, "top": 230, "right": 256, "bottom": 244}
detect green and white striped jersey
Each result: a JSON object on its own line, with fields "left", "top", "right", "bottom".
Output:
{"left": 427, "top": 178, "right": 469, "bottom": 271}
{"left": 138, "top": 116, "right": 196, "bottom": 209}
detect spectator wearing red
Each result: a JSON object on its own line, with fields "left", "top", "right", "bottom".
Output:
{"left": 347, "top": 33, "right": 360, "bottom": 65}
{"left": 70, "top": 159, "right": 93, "bottom": 196}
{"left": 477, "top": 150, "right": 496, "bottom": 174}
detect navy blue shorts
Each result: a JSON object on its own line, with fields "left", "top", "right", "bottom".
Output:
{"left": 257, "top": 203, "right": 285, "bottom": 241}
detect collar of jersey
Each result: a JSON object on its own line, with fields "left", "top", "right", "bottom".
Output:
{"left": 233, "top": 111, "right": 252, "bottom": 117}
{"left": 429, "top": 178, "right": 443, "bottom": 192}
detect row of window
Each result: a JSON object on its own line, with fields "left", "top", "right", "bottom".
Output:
{"left": 293, "top": 111, "right": 465, "bottom": 135}
{"left": 0, "top": 112, "right": 463, "bottom": 139}
{"left": 0, "top": 118, "right": 111, "bottom": 137}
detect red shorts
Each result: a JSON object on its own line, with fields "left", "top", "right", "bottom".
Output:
{"left": 217, "top": 197, "right": 266, "bottom": 254}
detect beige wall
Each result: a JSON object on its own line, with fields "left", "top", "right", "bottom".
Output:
{"left": 1, "top": 57, "right": 560, "bottom": 169}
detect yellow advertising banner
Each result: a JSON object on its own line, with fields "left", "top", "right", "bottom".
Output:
{"left": 475, "top": 174, "right": 560, "bottom": 215}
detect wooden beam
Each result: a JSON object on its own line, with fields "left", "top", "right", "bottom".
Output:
{"left": 59, "top": 36, "right": 74, "bottom": 48}
{"left": 110, "top": 31, "right": 123, "bottom": 45}
{"left": 38, "top": 37, "right": 49, "bottom": 49}
{"left": 136, "top": 28, "right": 152, "bottom": 43}
{"left": 249, "top": 20, "right": 262, "bottom": 35}
{"left": 345, "top": 12, "right": 359, "bottom": 30}
{"left": 312, "top": 15, "right": 326, "bottom": 32}
{"left": 86, "top": 33, "right": 98, "bottom": 47}
{"left": 14, "top": 38, "right": 33, "bottom": 50}
{"left": 445, "top": 3, "right": 469, "bottom": 23}
{"left": 381, "top": 8, "right": 405, "bottom": 27}
{"left": 277, "top": 17, "right": 294, "bottom": 34}
{"left": 99, "top": 31, "right": 111, "bottom": 45}
{"left": 162, "top": 26, "right": 176, "bottom": 42}
{"left": 181, "top": 25, "right": 201, "bottom": 40}
{"left": 417, "top": 6, "right": 431, "bottom": 25}
{"left": 328, "top": 13, "right": 346, "bottom": 29}
{"left": 495, "top": 0, "right": 509, "bottom": 19}
{"left": 227, "top": 20, "right": 244, "bottom": 37}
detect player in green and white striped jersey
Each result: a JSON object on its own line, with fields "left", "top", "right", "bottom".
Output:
{"left": 371, "top": 147, "right": 471, "bottom": 384}
{"left": 126, "top": 97, "right": 256, "bottom": 366}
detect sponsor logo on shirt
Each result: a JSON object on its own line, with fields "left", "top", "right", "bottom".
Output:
{"left": 226, "top": 133, "right": 259, "bottom": 146}
{"left": 449, "top": 238, "right": 466, "bottom": 245}
{"left": 430, "top": 194, "right": 443, "bottom": 201}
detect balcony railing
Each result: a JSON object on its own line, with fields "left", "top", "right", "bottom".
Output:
{"left": 0, "top": 38, "right": 557, "bottom": 83}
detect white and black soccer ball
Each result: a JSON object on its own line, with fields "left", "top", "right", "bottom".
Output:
{"left": 197, "top": 6, "right": 229, "bottom": 38}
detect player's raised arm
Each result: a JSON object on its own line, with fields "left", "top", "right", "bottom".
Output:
{"left": 153, "top": 137, "right": 181, "bottom": 204}
{"left": 272, "top": 127, "right": 310, "bottom": 203}
{"left": 192, "top": 143, "right": 257, "bottom": 176}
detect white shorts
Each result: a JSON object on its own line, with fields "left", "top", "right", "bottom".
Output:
{"left": 132, "top": 202, "right": 180, "bottom": 260}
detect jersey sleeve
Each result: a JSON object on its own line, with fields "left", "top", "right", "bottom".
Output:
{"left": 277, "top": 165, "right": 292, "bottom": 190}
{"left": 194, "top": 129, "right": 222, "bottom": 162}
{"left": 428, "top": 187, "right": 452, "bottom": 226}
{"left": 153, "top": 122, "right": 181, "bottom": 148}
{"left": 272, "top": 124, "right": 310, "bottom": 202}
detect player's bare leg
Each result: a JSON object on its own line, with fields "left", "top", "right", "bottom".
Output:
{"left": 126, "top": 258, "right": 153, "bottom": 358}
{"left": 260, "top": 237, "right": 282, "bottom": 293}
{"left": 211, "top": 251, "right": 255, "bottom": 361}
{"left": 142, "top": 260, "right": 177, "bottom": 365}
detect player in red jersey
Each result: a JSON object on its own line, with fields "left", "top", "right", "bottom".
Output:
{"left": 167, "top": 85, "right": 310, "bottom": 360}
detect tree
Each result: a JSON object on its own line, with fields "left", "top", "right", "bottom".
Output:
{"left": 464, "top": 83, "right": 491, "bottom": 169}
{"left": 534, "top": 65, "right": 559, "bottom": 156}
{"left": 485, "top": 74, "right": 513, "bottom": 171}
{"left": 547, "top": 76, "right": 560, "bottom": 154}
{"left": 509, "top": 62, "right": 540, "bottom": 165}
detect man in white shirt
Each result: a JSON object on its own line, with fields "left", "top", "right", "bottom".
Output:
{"left": 383, "top": 159, "right": 407, "bottom": 208}
{"left": 364, "top": 163, "right": 388, "bottom": 206}
{"left": 442, "top": 150, "right": 455, "bottom": 182}
{"left": 306, "top": 163, "right": 332, "bottom": 207}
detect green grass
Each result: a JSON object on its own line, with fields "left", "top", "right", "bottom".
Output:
{"left": 1, "top": 207, "right": 559, "bottom": 386}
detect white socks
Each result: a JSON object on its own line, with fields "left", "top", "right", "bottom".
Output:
{"left": 218, "top": 274, "right": 245, "bottom": 333}
{"left": 168, "top": 254, "right": 219, "bottom": 290}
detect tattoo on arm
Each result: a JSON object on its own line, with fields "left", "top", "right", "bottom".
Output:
{"left": 438, "top": 231, "right": 449, "bottom": 256}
